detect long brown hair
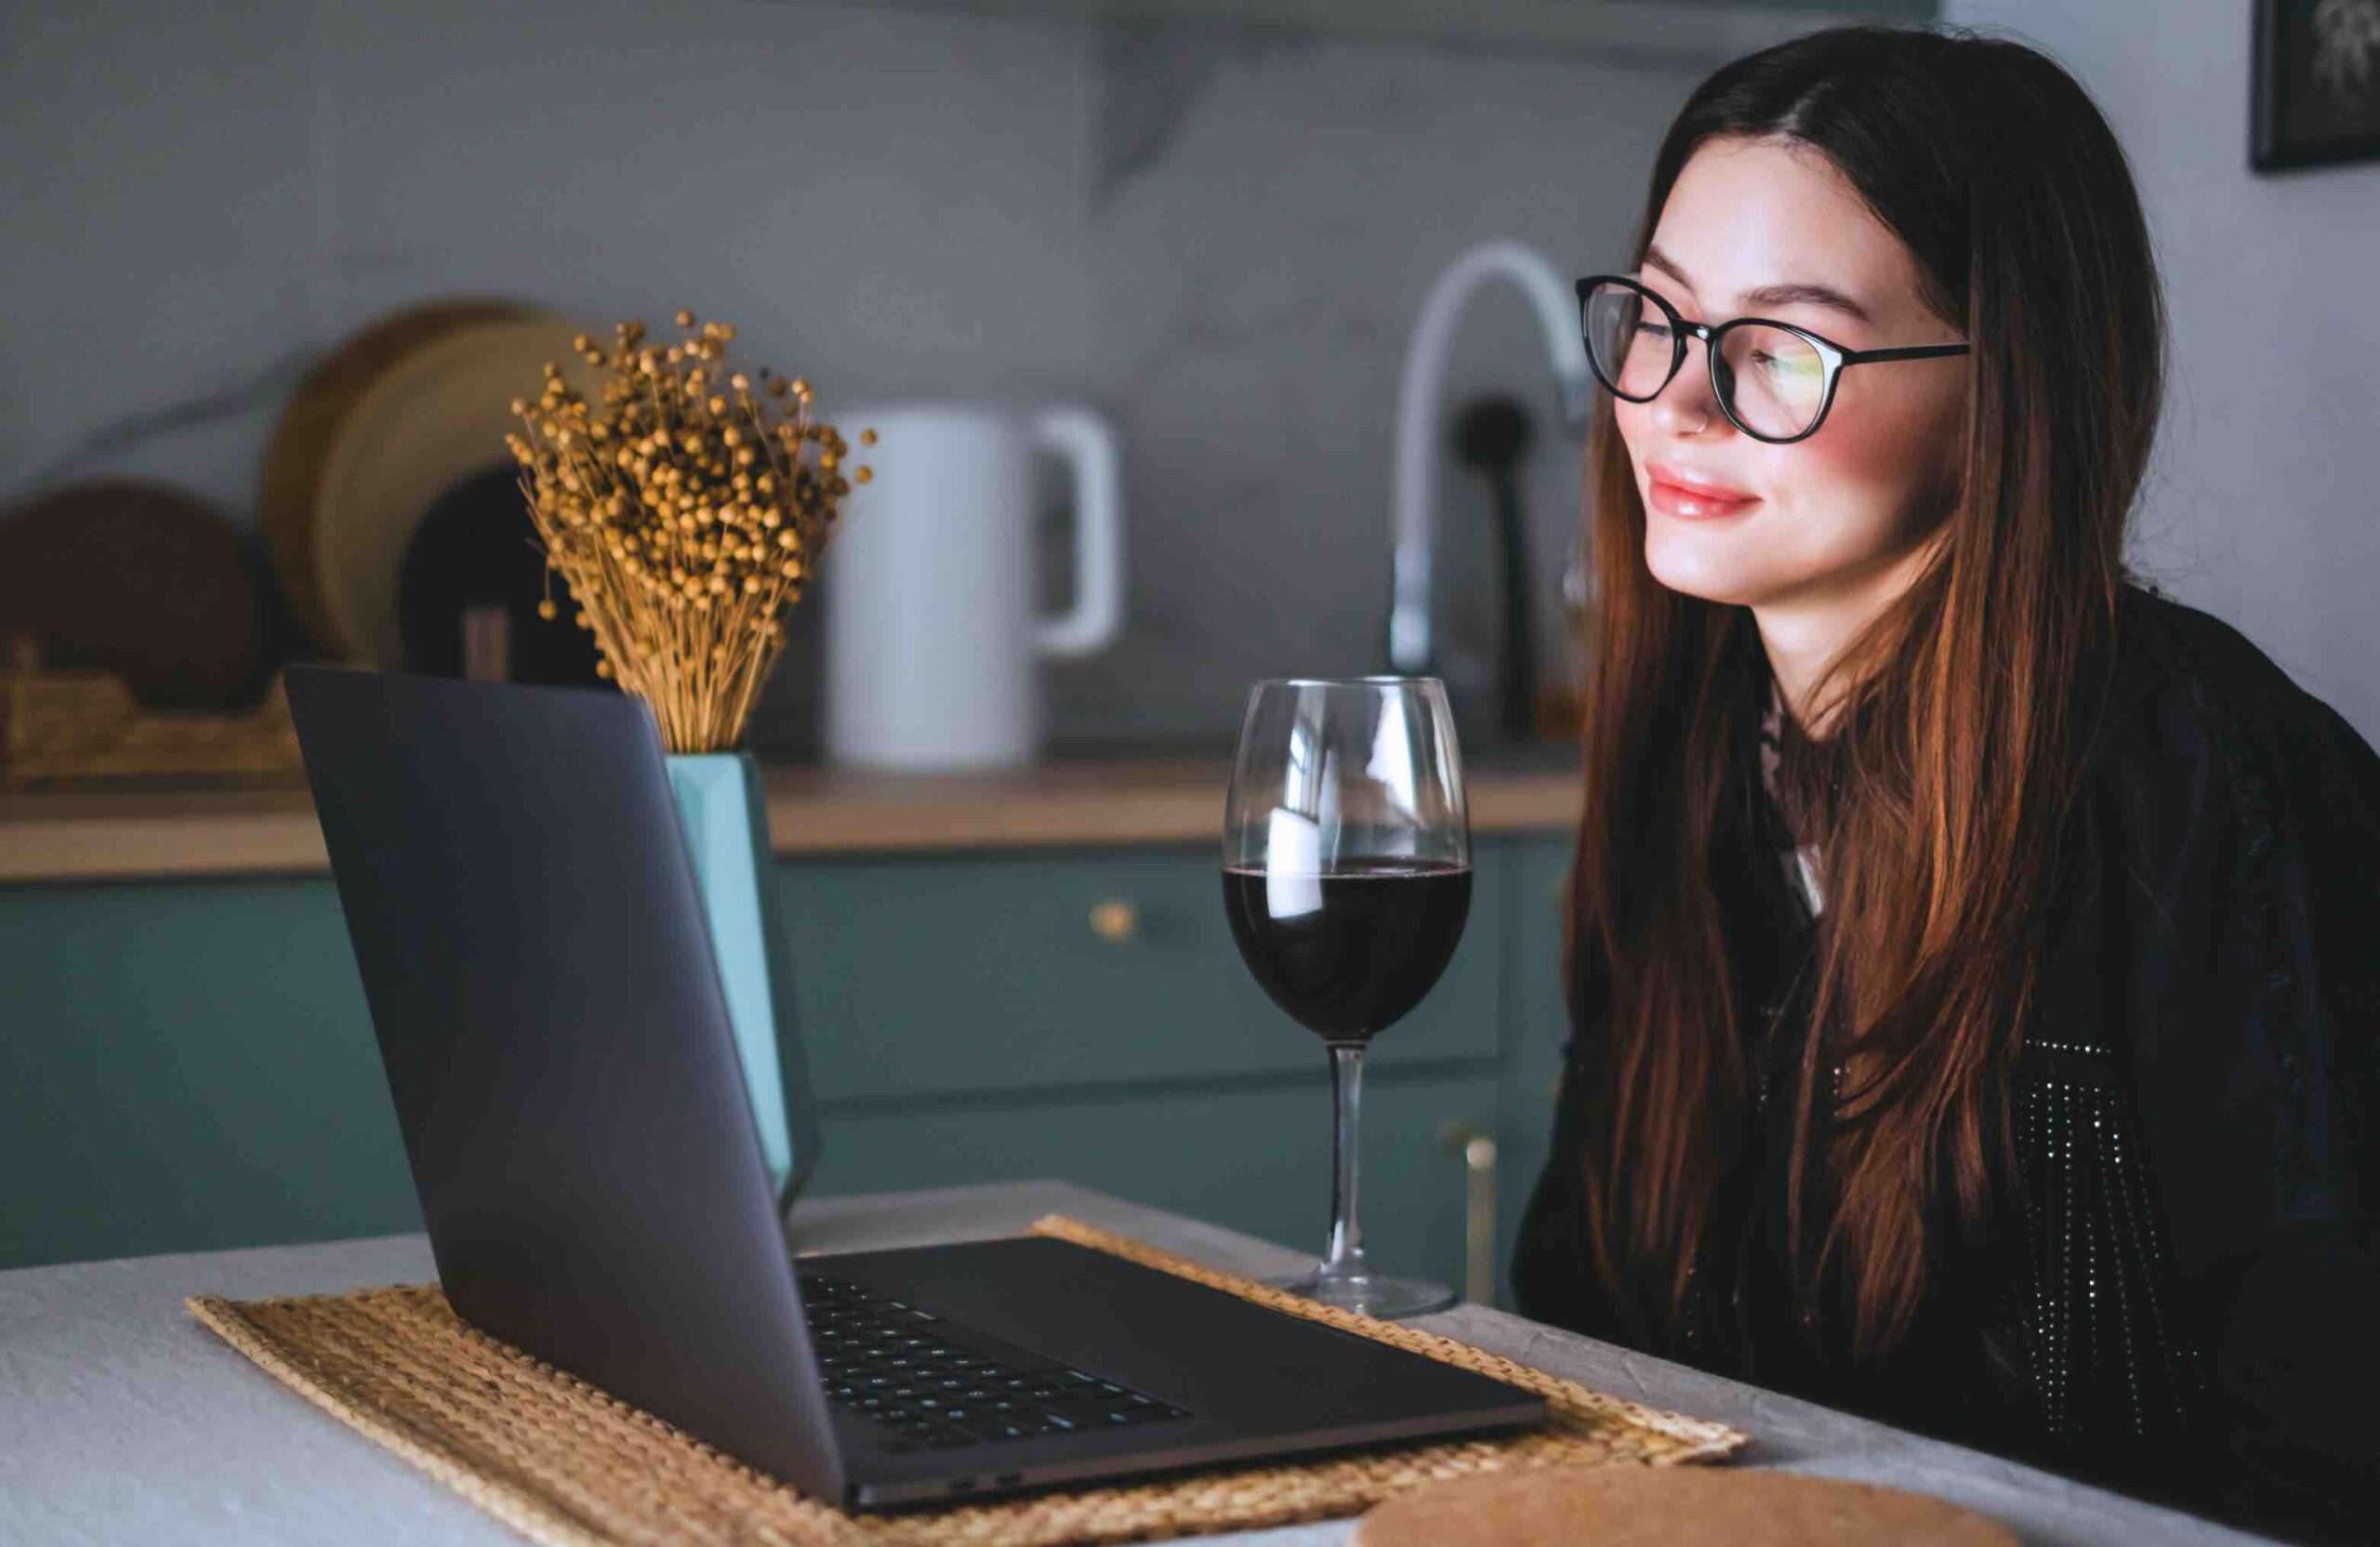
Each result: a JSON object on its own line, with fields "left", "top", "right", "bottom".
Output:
{"left": 1567, "top": 25, "right": 2165, "bottom": 1355}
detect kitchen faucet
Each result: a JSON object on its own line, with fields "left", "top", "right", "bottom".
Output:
{"left": 1388, "top": 240, "right": 1596, "bottom": 675}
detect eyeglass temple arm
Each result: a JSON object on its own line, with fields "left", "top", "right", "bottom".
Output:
{"left": 1839, "top": 342, "right": 1971, "bottom": 364}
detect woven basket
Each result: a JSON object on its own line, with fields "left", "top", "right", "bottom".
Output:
{"left": 0, "top": 668, "right": 302, "bottom": 784}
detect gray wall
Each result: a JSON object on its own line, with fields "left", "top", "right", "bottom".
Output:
{"left": 2, "top": 0, "right": 1709, "bottom": 753}
{"left": 1946, "top": 0, "right": 2380, "bottom": 744}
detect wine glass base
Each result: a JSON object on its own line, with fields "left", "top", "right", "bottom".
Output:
{"left": 1266, "top": 1266, "right": 1459, "bottom": 1320}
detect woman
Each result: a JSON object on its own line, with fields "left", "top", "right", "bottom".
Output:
{"left": 1511, "top": 25, "right": 2378, "bottom": 1545}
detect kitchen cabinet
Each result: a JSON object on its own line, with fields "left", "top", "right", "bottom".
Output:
{"left": 0, "top": 876, "right": 419, "bottom": 1271}
{"left": 779, "top": 845, "right": 1500, "bottom": 1102}
{"left": 813, "top": 1073, "right": 1503, "bottom": 1296}
{"left": 1497, "top": 832, "right": 1578, "bottom": 1289}
{"left": 0, "top": 833, "right": 1577, "bottom": 1303}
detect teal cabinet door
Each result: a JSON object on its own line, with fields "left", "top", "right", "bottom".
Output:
{"left": 0, "top": 879, "right": 416, "bottom": 1270}
{"left": 809, "top": 1073, "right": 1501, "bottom": 1302}
{"left": 1496, "top": 834, "right": 1575, "bottom": 1307}
{"left": 776, "top": 845, "right": 1504, "bottom": 1104}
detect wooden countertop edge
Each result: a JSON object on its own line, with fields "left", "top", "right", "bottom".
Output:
{"left": 0, "top": 764, "right": 1581, "bottom": 882}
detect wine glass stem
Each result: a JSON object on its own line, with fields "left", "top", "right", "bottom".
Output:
{"left": 1320, "top": 1041, "right": 1369, "bottom": 1285}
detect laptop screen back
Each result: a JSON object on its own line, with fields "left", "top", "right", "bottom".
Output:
{"left": 285, "top": 666, "right": 843, "bottom": 1500}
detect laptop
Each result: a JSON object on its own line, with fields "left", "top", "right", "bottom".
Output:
{"left": 284, "top": 666, "right": 1545, "bottom": 1509}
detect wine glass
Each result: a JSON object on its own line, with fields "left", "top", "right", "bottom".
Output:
{"left": 1221, "top": 677, "right": 1472, "bottom": 1319}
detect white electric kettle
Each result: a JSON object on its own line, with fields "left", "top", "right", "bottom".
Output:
{"left": 824, "top": 402, "right": 1124, "bottom": 770}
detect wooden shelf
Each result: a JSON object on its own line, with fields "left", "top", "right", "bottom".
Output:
{"left": 0, "top": 757, "right": 1580, "bottom": 882}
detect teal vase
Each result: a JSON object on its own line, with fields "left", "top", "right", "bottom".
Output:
{"left": 664, "top": 750, "right": 821, "bottom": 1210}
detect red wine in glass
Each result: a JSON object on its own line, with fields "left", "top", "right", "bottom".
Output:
{"left": 1221, "top": 677, "right": 1471, "bottom": 1319}
{"left": 1221, "top": 860, "right": 1472, "bottom": 1042}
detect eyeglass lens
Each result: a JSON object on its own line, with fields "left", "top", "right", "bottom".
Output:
{"left": 1581, "top": 281, "right": 1829, "bottom": 441}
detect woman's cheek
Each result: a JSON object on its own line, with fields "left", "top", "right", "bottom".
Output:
{"left": 1797, "top": 395, "right": 1951, "bottom": 560}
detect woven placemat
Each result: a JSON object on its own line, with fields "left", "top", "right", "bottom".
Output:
{"left": 188, "top": 1214, "right": 1746, "bottom": 1546}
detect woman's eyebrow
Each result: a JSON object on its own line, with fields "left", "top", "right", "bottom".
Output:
{"left": 1642, "top": 244, "right": 1873, "bottom": 326}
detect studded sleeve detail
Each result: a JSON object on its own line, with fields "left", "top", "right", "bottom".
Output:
{"left": 2009, "top": 1043, "right": 2209, "bottom": 1453}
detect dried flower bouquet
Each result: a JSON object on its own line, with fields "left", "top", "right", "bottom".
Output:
{"left": 506, "top": 311, "right": 871, "bottom": 752}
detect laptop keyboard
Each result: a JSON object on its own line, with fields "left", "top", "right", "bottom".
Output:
{"left": 799, "top": 1270, "right": 1194, "bottom": 1452}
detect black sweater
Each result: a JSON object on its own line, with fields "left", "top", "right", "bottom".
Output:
{"left": 1510, "top": 585, "right": 2380, "bottom": 1545}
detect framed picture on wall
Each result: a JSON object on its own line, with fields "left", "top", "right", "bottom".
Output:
{"left": 2253, "top": 0, "right": 2380, "bottom": 170}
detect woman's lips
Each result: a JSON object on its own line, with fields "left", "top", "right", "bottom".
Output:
{"left": 1646, "top": 469, "right": 1761, "bottom": 520}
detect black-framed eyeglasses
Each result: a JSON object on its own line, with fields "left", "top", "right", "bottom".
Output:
{"left": 1576, "top": 273, "right": 1969, "bottom": 444}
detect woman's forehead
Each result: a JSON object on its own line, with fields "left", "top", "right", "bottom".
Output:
{"left": 1648, "top": 138, "right": 1928, "bottom": 325}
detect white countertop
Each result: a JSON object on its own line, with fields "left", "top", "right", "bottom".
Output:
{"left": 0, "top": 1180, "right": 2272, "bottom": 1546}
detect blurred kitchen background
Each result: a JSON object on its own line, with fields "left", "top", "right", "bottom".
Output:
{"left": 4, "top": 0, "right": 2374, "bottom": 1288}
{"left": 7, "top": 0, "right": 2377, "bottom": 752}
{"left": 7, "top": 0, "right": 1704, "bottom": 758}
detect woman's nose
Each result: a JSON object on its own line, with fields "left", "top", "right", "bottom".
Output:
{"left": 1650, "top": 350, "right": 1726, "bottom": 436}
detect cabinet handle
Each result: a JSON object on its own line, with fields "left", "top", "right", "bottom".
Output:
{"left": 1437, "top": 1122, "right": 1499, "bottom": 1306}
{"left": 1088, "top": 898, "right": 1140, "bottom": 943}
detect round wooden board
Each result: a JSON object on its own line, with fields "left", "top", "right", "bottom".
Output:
{"left": 1355, "top": 1466, "right": 2020, "bottom": 1547}
{"left": 258, "top": 298, "right": 529, "bottom": 655}
{"left": 0, "top": 480, "right": 262, "bottom": 707}
{"left": 312, "top": 315, "right": 594, "bottom": 670}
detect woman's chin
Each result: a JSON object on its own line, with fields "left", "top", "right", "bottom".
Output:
{"left": 1643, "top": 538, "right": 1784, "bottom": 609}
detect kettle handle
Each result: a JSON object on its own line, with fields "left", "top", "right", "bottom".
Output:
{"left": 1031, "top": 405, "right": 1125, "bottom": 659}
